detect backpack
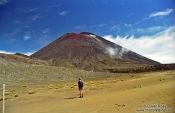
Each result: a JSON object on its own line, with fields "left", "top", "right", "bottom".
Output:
{"left": 78, "top": 80, "right": 83, "bottom": 87}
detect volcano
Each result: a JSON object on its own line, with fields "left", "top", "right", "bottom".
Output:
{"left": 32, "top": 32, "right": 159, "bottom": 71}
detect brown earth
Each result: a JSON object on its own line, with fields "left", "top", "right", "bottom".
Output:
{"left": 0, "top": 53, "right": 48, "bottom": 65}
{"left": 2, "top": 70, "right": 175, "bottom": 113}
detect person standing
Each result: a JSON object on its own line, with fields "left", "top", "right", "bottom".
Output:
{"left": 78, "top": 78, "right": 84, "bottom": 98}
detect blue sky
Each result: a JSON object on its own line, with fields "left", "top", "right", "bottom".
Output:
{"left": 0, "top": 0, "right": 175, "bottom": 63}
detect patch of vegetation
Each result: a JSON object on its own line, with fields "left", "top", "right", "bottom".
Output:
{"left": 0, "top": 58, "right": 120, "bottom": 86}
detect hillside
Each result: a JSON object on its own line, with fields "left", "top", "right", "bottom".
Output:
{"left": 0, "top": 57, "right": 119, "bottom": 86}
{"left": 32, "top": 32, "right": 159, "bottom": 71}
{"left": 0, "top": 53, "right": 47, "bottom": 65}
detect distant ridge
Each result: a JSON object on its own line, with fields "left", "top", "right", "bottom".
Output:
{"left": 0, "top": 53, "right": 47, "bottom": 65}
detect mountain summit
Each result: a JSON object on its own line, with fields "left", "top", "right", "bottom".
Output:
{"left": 32, "top": 32, "right": 159, "bottom": 71}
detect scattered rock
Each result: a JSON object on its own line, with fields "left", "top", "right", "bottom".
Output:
{"left": 100, "top": 82, "right": 104, "bottom": 84}
{"left": 9, "top": 89, "right": 16, "bottom": 92}
{"left": 115, "top": 104, "right": 126, "bottom": 107}
{"left": 0, "top": 95, "right": 11, "bottom": 101}
{"left": 0, "top": 96, "right": 2, "bottom": 101}
{"left": 5, "top": 97, "right": 11, "bottom": 100}
{"left": 139, "top": 85, "right": 142, "bottom": 88}
{"left": 22, "top": 85, "right": 27, "bottom": 88}
{"left": 28, "top": 90, "right": 35, "bottom": 94}
{"left": 48, "top": 86, "right": 53, "bottom": 89}
{"left": 14, "top": 94, "right": 19, "bottom": 97}
{"left": 54, "top": 87, "right": 58, "bottom": 89}
{"left": 112, "top": 80, "right": 117, "bottom": 83}
{"left": 131, "top": 75, "right": 134, "bottom": 78}
{"left": 160, "top": 78, "right": 165, "bottom": 81}
{"left": 48, "top": 84, "right": 55, "bottom": 89}
{"left": 5, "top": 91, "right": 12, "bottom": 95}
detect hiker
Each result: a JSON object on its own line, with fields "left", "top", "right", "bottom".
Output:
{"left": 78, "top": 78, "right": 84, "bottom": 98}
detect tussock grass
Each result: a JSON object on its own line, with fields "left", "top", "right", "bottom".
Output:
{"left": 0, "top": 58, "right": 120, "bottom": 86}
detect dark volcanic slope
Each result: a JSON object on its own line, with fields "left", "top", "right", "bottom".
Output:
{"left": 32, "top": 32, "right": 159, "bottom": 71}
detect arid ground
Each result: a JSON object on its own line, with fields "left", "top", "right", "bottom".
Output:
{"left": 1, "top": 70, "right": 175, "bottom": 113}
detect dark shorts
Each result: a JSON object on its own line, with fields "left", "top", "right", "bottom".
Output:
{"left": 79, "top": 87, "right": 83, "bottom": 91}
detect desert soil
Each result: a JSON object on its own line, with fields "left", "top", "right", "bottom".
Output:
{"left": 1, "top": 71, "right": 175, "bottom": 113}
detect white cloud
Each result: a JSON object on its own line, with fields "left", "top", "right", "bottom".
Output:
{"left": 42, "top": 28, "right": 50, "bottom": 34}
{"left": 24, "top": 35, "right": 31, "bottom": 41}
{"left": 23, "top": 8, "right": 39, "bottom": 13}
{"left": 24, "top": 51, "right": 35, "bottom": 56}
{"left": 98, "top": 24, "right": 106, "bottom": 27}
{"left": 0, "top": 0, "right": 9, "bottom": 5}
{"left": 74, "top": 25, "right": 87, "bottom": 29}
{"left": 103, "top": 26, "right": 175, "bottom": 64}
{"left": 111, "top": 25, "right": 120, "bottom": 31}
{"left": 31, "top": 14, "right": 40, "bottom": 21}
{"left": 149, "top": 9, "right": 174, "bottom": 17}
{"left": 124, "top": 9, "right": 174, "bottom": 28}
{"left": 0, "top": 50, "right": 14, "bottom": 54}
{"left": 38, "top": 34, "right": 52, "bottom": 46}
{"left": 59, "top": 11, "right": 67, "bottom": 16}
{"left": 2, "top": 28, "right": 21, "bottom": 37}
{"left": 13, "top": 20, "right": 22, "bottom": 24}
{"left": 124, "top": 23, "right": 132, "bottom": 27}
{"left": 105, "top": 47, "right": 129, "bottom": 58}
{"left": 0, "top": 50, "right": 35, "bottom": 56}
{"left": 136, "top": 26, "right": 165, "bottom": 33}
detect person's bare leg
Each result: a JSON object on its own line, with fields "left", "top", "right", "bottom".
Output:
{"left": 82, "top": 91, "right": 83, "bottom": 98}
{"left": 79, "top": 90, "right": 82, "bottom": 98}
